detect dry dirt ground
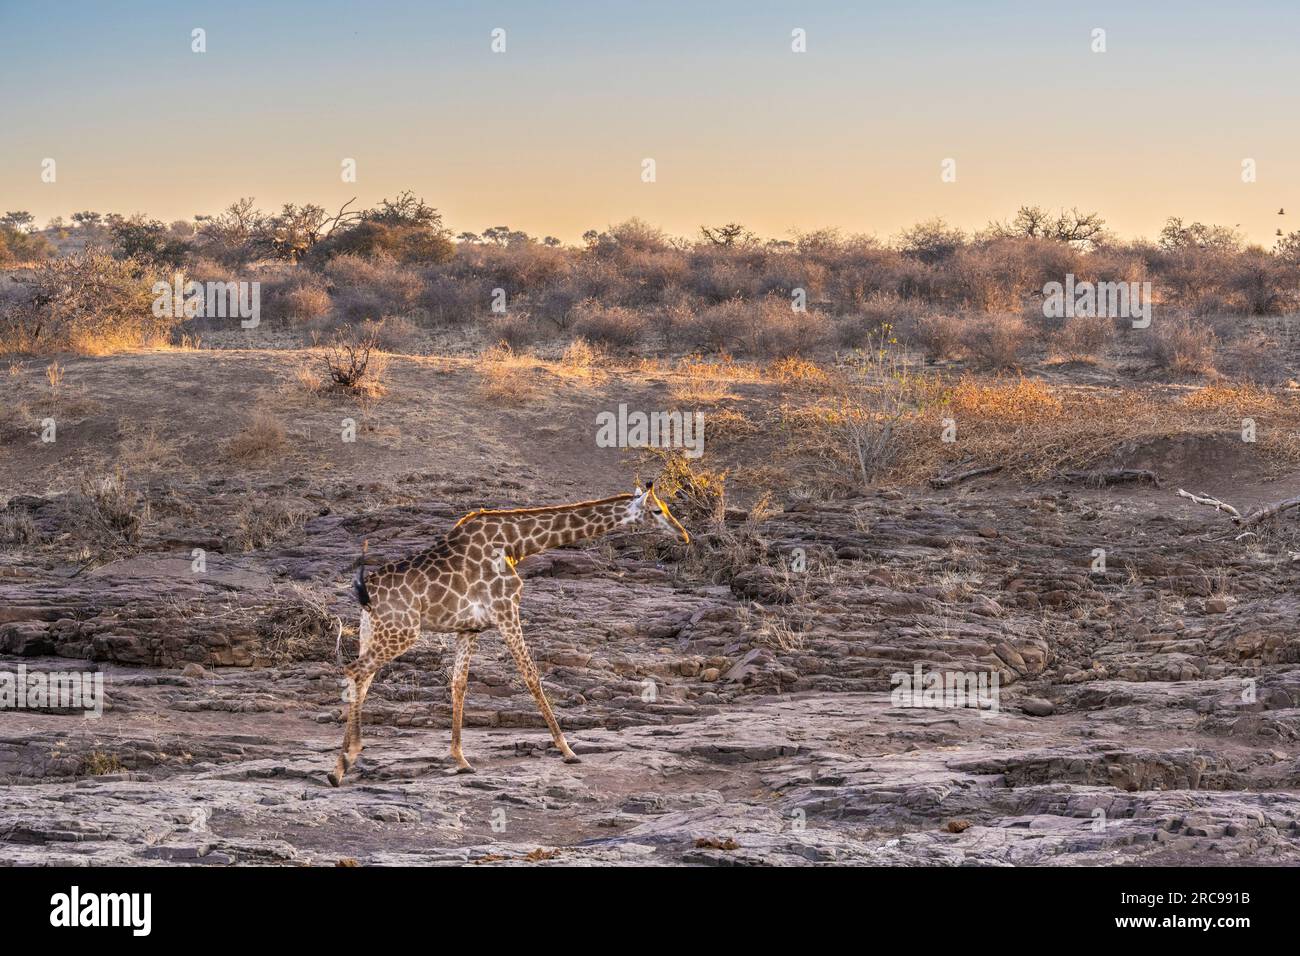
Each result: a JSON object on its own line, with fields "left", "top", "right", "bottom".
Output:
{"left": 3, "top": 349, "right": 1300, "bottom": 866}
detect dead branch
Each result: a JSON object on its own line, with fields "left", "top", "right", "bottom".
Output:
{"left": 320, "top": 197, "right": 359, "bottom": 241}
{"left": 1239, "top": 494, "right": 1300, "bottom": 528}
{"left": 929, "top": 464, "right": 1002, "bottom": 489}
{"left": 1178, "top": 488, "right": 1300, "bottom": 529}
{"left": 1176, "top": 489, "right": 1243, "bottom": 520}
{"left": 1056, "top": 468, "right": 1161, "bottom": 487}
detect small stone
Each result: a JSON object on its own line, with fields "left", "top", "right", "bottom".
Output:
{"left": 700, "top": 668, "right": 721, "bottom": 682}
{"left": 1019, "top": 697, "right": 1055, "bottom": 717}
{"left": 1204, "top": 598, "right": 1229, "bottom": 614}
{"left": 181, "top": 663, "right": 206, "bottom": 678}
{"left": 945, "top": 820, "right": 972, "bottom": 833}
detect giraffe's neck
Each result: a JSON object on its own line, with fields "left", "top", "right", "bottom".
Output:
{"left": 484, "top": 497, "right": 631, "bottom": 560}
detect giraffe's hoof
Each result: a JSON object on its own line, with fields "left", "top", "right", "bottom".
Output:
{"left": 326, "top": 771, "right": 342, "bottom": 787}
{"left": 453, "top": 762, "right": 476, "bottom": 775}
{"left": 562, "top": 752, "right": 582, "bottom": 764}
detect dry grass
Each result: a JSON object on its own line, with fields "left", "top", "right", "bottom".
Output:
{"left": 669, "top": 356, "right": 754, "bottom": 404}
{"left": 66, "top": 471, "right": 150, "bottom": 554}
{"left": 116, "top": 424, "right": 183, "bottom": 476}
{"left": 229, "top": 499, "right": 310, "bottom": 552}
{"left": 258, "top": 586, "right": 339, "bottom": 663}
{"left": 0, "top": 508, "right": 39, "bottom": 546}
{"left": 774, "top": 359, "right": 1300, "bottom": 489}
{"left": 738, "top": 604, "right": 806, "bottom": 652}
{"left": 226, "top": 407, "right": 288, "bottom": 462}
{"left": 557, "top": 337, "right": 607, "bottom": 382}
{"left": 476, "top": 342, "right": 542, "bottom": 404}
{"left": 768, "top": 355, "right": 831, "bottom": 388}
{"left": 81, "top": 751, "right": 123, "bottom": 776}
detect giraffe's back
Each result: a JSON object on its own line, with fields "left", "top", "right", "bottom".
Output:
{"left": 366, "top": 524, "right": 516, "bottom": 631}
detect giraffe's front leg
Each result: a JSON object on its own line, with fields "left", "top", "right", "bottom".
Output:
{"left": 497, "top": 611, "right": 580, "bottom": 763}
{"left": 449, "top": 632, "right": 477, "bottom": 773}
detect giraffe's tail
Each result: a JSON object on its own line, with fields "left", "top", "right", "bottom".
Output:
{"left": 351, "top": 539, "right": 371, "bottom": 608}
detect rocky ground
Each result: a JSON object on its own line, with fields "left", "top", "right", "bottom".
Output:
{"left": 5, "top": 468, "right": 1300, "bottom": 865}
{"left": 4, "top": 349, "right": 1300, "bottom": 865}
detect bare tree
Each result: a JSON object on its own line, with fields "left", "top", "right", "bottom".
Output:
{"left": 984, "top": 205, "right": 1106, "bottom": 247}
{"left": 700, "top": 223, "right": 756, "bottom": 247}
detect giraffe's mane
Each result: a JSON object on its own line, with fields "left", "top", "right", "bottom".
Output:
{"left": 452, "top": 493, "right": 635, "bottom": 529}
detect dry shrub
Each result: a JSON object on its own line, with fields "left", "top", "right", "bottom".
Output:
{"left": 647, "top": 452, "right": 728, "bottom": 526}
{"left": 365, "top": 315, "right": 419, "bottom": 353}
{"left": 685, "top": 299, "right": 749, "bottom": 353}
{"left": 258, "top": 587, "right": 339, "bottom": 662}
{"left": 229, "top": 499, "right": 309, "bottom": 552}
{"left": 1051, "top": 316, "right": 1115, "bottom": 363}
{"left": 817, "top": 346, "right": 928, "bottom": 486}
{"left": 488, "top": 311, "right": 537, "bottom": 349}
{"left": 0, "top": 508, "right": 39, "bottom": 546}
{"left": 1214, "top": 328, "right": 1288, "bottom": 384}
{"left": 749, "top": 299, "right": 832, "bottom": 358}
{"left": 279, "top": 281, "right": 332, "bottom": 325}
{"left": 1, "top": 251, "right": 170, "bottom": 354}
{"left": 325, "top": 254, "right": 426, "bottom": 322}
{"left": 67, "top": 472, "right": 149, "bottom": 553}
{"left": 1145, "top": 315, "right": 1216, "bottom": 376}
{"left": 960, "top": 314, "right": 1032, "bottom": 369}
{"left": 908, "top": 314, "right": 964, "bottom": 361}
{"left": 646, "top": 452, "right": 780, "bottom": 582}
{"left": 321, "top": 324, "right": 388, "bottom": 397}
{"left": 573, "top": 301, "right": 649, "bottom": 348}
{"left": 227, "top": 407, "right": 288, "bottom": 462}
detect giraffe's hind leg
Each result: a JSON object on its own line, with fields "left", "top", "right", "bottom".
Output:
{"left": 328, "top": 617, "right": 419, "bottom": 787}
{"left": 496, "top": 609, "right": 579, "bottom": 763}
{"left": 328, "top": 651, "right": 377, "bottom": 787}
{"left": 448, "top": 632, "right": 477, "bottom": 773}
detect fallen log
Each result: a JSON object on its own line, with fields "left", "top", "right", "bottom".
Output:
{"left": 929, "top": 465, "right": 1002, "bottom": 489}
{"left": 1176, "top": 488, "right": 1300, "bottom": 527}
{"left": 1056, "top": 468, "right": 1161, "bottom": 487}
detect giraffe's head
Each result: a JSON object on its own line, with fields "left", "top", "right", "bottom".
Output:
{"left": 626, "top": 481, "right": 690, "bottom": 544}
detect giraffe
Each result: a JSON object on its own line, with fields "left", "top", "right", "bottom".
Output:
{"left": 327, "top": 481, "right": 690, "bottom": 785}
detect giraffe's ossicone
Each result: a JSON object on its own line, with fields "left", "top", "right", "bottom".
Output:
{"left": 327, "top": 482, "right": 689, "bottom": 785}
